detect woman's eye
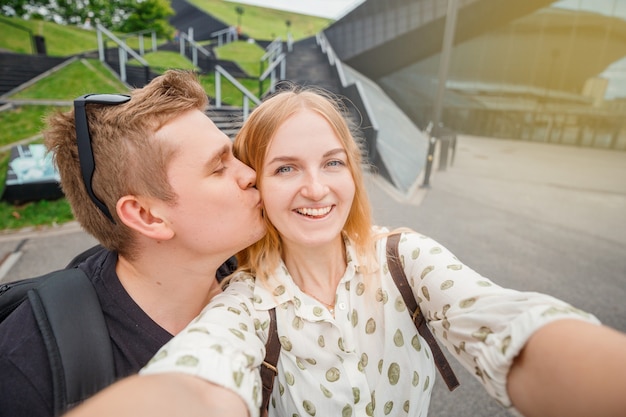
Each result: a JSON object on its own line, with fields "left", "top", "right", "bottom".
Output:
{"left": 327, "top": 159, "right": 345, "bottom": 167}
{"left": 276, "top": 166, "right": 292, "bottom": 174}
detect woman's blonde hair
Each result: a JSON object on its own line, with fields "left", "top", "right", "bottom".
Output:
{"left": 233, "top": 85, "right": 376, "bottom": 281}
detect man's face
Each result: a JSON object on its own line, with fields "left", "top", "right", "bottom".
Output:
{"left": 156, "top": 109, "right": 265, "bottom": 260}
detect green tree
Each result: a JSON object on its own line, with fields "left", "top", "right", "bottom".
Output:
{"left": 119, "top": 0, "right": 174, "bottom": 38}
{"left": 1, "top": 0, "right": 173, "bottom": 35}
{"left": 1, "top": 0, "right": 36, "bottom": 18}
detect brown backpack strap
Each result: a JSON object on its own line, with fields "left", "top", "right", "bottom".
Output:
{"left": 386, "top": 233, "right": 460, "bottom": 391}
{"left": 261, "top": 307, "right": 281, "bottom": 416}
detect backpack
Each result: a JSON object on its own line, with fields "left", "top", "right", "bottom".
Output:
{"left": 0, "top": 245, "right": 114, "bottom": 416}
{"left": 0, "top": 246, "right": 238, "bottom": 416}
{"left": 0, "top": 245, "right": 239, "bottom": 415}
{"left": 260, "top": 234, "right": 460, "bottom": 415}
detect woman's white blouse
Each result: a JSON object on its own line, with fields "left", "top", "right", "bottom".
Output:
{"left": 141, "top": 230, "right": 599, "bottom": 417}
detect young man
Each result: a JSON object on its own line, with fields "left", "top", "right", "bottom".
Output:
{"left": 0, "top": 70, "right": 265, "bottom": 416}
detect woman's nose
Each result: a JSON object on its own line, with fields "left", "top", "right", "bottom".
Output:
{"left": 300, "top": 174, "right": 329, "bottom": 200}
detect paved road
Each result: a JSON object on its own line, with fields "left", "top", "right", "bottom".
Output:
{"left": 367, "top": 135, "right": 626, "bottom": 416}
{"left": 1, "top": 135, "right": 625, "bottom": 416}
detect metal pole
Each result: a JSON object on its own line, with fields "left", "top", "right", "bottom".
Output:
{"left": 97, "top": 28, "right": 104, "bottom": 62}
{"left": 215, "top": 70, "right": 222, "bottom": 108}
{"left": 421, "top": 122, "right": 435, "bottom": 188}
{"left": 432, "top": 0, "right": 459, "bottom": 129}
{"left": 422, "top": 0, "right": 459, "bottom": 188}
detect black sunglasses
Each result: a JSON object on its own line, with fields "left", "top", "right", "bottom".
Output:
{"left": 74, "top": 93, "right": 131, "bottom": 223}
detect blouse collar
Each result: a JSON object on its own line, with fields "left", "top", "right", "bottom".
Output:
{"left": 252, "top": 234, "right": 361, "bottom": 318}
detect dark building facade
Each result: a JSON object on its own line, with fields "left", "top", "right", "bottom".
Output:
{"left": 325, "top": 0, "right": 626, "bottom": 150}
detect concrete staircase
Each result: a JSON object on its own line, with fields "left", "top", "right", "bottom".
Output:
{"left": 0, "top": 52, "right": 67, "bottom": 96}
{"left": 284, "top": 36, "right": 341, "bottom": 94}
{"left": 169, "top": 0, "right": 229, "bottom": 41}
{"left": 206, "top": 105, "right": 244, "bottom": 139}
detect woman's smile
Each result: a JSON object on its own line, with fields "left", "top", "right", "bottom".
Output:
{"left": 294, "top": 205, "right": 334, "bottom": 218}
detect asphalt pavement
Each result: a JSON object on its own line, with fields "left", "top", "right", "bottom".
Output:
{"left": 1, "top": 134, "right": 625, "bottom": 416}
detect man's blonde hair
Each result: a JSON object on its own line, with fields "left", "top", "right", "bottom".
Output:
{"left": 44, "top": 70, "right": 208, "bottom": 258}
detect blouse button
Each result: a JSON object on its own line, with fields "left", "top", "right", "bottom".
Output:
{"left": 338, "top": 302, "right": 347, "bottom": 310}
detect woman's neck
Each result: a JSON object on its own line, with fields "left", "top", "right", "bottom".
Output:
{"left": 283, "top": 237, "right": 346, "bottom": 303}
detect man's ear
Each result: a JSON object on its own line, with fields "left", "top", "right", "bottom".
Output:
{"left": 116, "top": 195, "right": 175, "bottom": 241}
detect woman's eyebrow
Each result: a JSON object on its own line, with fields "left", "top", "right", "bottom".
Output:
{"left": 266, "top": 155, "right": 297, "bottom": 165}
{"left": 323, "top": 148, "right": 347, "bottom": 158}
{"left": 266, "top": 148, "right": 346, "bottom": 165}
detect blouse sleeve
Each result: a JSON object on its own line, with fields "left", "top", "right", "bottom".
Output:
{"left": 394, "top": 231, "right": 600, "bottom": 411}
{"left": 140, "top": 275, "right": 266, "bottom": 417}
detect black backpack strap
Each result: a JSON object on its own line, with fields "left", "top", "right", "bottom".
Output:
{"left": 260, "top": 307, "right": 280, "bottom": 417}
{"left": 65, "top": 244, "right": 106, "bottom": 268}
{"left": 386, "top": 233, "right": 460, "bottom": 391}
{"left": 0, "top": 246, "right": 106, "bottom": 323}
{"left": 27, "top": 268, "right": 115, "bottom": 415}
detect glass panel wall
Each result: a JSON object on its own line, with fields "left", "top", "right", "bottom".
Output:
{"left": 329, "top": 0, "right": 626, "bottom": 149}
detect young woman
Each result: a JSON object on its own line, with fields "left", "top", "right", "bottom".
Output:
{"left": 65, "top": 86, "right": 626, "bottom": 417}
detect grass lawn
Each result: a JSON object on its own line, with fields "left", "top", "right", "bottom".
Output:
{"left": 0, "top": 15, "right": 163, "bottom": 57}
{"left": 0, "top": 106, "right": 55, "bottom": 147}
{"left": 129, "top": 50, "right": 199, "bottom": 72}
{"left": 215, "top": 40, "right": 265, "bottom": 76}
{"left": 11, "top": 59, "right": 128, "bottom": 100}
{"left": 187, "top": 0, "right": 332, "bottom": 41}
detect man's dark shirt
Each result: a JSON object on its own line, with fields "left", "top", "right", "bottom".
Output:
{"left": 0, "top": 249, "right": 173, "bottom": 416}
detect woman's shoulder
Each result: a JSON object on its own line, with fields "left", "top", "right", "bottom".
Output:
{"left": 371, "top": 226, "right": 446, "bottom": 254}
{"left": 372, "top": 225, "right": 423, "bottom": 241}
{"left": 221, "top": 271, "right": 256, "bottom": 291}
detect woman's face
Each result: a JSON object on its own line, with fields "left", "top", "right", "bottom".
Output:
{"left": 260, "top": 108, "right": 355, "bottom": 249}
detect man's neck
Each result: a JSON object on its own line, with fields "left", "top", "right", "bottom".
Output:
{"left": 115, "top": 253, "right": 221, "bottom": 335}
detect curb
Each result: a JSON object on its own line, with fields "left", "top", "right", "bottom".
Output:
{"left": 0, "top": 221, "right": 85, "bottom": 243}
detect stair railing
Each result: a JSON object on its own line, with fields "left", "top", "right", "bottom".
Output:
{"left": 120, "top": 29, "right": 158, "bottom": 56}
{"left": 179, "top": 28, "right": 212, "bottom": 67}
{"left": 316, "top": 31, "right": 379, "bottom": 162}
{"left": 96, "top": 23, "right": 149, "bottom": 84}
{"left": 259, "top": 53, "right": 286, "bottom": 96}
{"left": 259, "top": 37, "right": 286, "bottom": 96}
{"left": 210, "top": 27, "right": 238, "bottom": 47}
{"left": 0, "top": 17, "right": 36, "bottom": 54}
{"left": 212, "top": 36, "right": 287, "bottom": 119}
{"left": 215, "top": 65, "right": 261, "bottom": 120}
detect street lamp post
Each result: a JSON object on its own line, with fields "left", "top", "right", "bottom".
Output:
{"left": 422, "top": 0, "right": 459, "bottom": 188}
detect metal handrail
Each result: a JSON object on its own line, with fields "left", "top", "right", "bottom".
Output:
{"left": 210, "top": 27, "right": 238, "bottom": 46}
{"left": 316, "top": 32, "right": 379, "bottom": 133}
{"left": 120, "top": 29, "right": 158, "bottom": 55}
{"left": 259, "top": 53, "right": 286, "bottom": 95}
{"left": 0, "top": 16, "right": 36, "bottom": 54}
{"left": 179, "top": 30, "right": 212, "bottom": 67}
{"left": 96, "top": 23, "right": 149, "bottom": 83}
{"left": 215, "top": 65, "right": 261, "bottom": 120}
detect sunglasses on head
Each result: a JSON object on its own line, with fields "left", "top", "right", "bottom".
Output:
{"left": 74, "top": 93, "right": 131, "bottom": 223}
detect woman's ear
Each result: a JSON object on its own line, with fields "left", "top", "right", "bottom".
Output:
{"left": 116, "top": 195, "right": 175, "bottom": 241}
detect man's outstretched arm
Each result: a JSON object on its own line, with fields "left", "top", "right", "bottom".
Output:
{"left": 64, "top": 373, "right": 249, "bottom": 417}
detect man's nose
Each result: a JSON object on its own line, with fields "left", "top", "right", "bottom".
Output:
{"left": 237, "top": 161, "right": 257, "bottom": 189}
